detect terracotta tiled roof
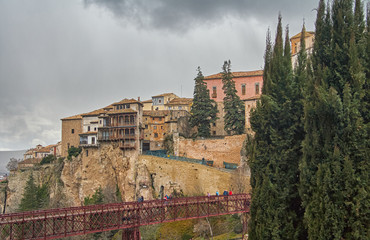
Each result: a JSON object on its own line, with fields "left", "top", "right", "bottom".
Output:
{"left": 112, "top": 98, "right": 142, "bottom": 105}
{"left": 152, "top": 93, "right": 178, "bottom": 98}
{"left": 81, "top": 105, "right": 113, "bottom": 117}
{"left": 166, "top": 98, "right": 193, "bottom": 105}
{"left": 290, "top": 31, "right": 315, "bottom": 40}
{"left": 61, "top": 114, "right": 83, "bottom": 120}
{"left": 38, "top": 145, "right": 52, "bottom": 153}
{"left": 143, "top": 110, "right": 169, "bottom": 116}
{"left": 107, "top": 109, "right": 137, "bottom": 115}
{"left": 19, "top": 158, "right": 41, "bottom": 165}
{"left": 204, "top": 70, "right": 263, "bottom": 80}
{"left": 141, "top": 99, "right": 152, "bottom": 103}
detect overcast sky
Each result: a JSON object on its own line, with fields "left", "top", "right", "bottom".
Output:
{"left": 0, "top": 0, "right": 319, "bottom": 151}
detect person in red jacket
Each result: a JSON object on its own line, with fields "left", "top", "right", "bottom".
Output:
{"left": 229, "top": 190, "right": 232, "bottom": 195}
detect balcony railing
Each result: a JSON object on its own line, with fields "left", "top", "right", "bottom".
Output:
{"left": 79, "top": 141, "right": 99, "bottom": 147}
{"left": 102, "top": 122, "right": 136, "bottom": 127}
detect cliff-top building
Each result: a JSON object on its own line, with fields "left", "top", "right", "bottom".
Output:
{"left": 203, "top": 70, "right": 264, "bottom": 135}
{"left": 97, "top": 99, "right": 144, "bottom": 151}
{"left": 290, "top": 31, "right": 315, "bottom": 67}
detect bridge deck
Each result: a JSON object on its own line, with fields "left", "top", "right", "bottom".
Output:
{"left": 0, "top": 194, "right": 251, "bottom": 240}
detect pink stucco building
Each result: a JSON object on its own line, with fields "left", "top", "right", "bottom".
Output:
{"left": 203, "top": 70, "right": 263, "bottom": 135}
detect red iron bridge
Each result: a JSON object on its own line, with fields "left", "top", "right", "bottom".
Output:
{"left": 0, "top": 194, "right": 251, "bottom": 240}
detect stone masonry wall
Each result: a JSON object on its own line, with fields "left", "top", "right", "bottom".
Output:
{"left": 175, "top": 134, "right": 246, "bottom": 168}
{"left": 139, "top": 155, "right": 238, "bottom": 197}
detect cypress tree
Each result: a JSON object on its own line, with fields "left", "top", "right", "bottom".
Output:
{"left": 18, "top": 173, "right": 38, "bottom": 211}
{"left": 222, "top": 60, "right": 245, "bottom": 135}
{"left": 18, "top": 173, "right": 50, "bottom": 211}
{"left": 248, "top": 15, "right": 306, "bottom": 239}
{"left": 301, "top": 0, "right": 369, "bottom": 239}
{"left": 189, "top": 66, "right": 218, "bottom": 137}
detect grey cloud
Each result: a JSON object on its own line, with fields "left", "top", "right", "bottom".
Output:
{"left": 84, "top": 0, "right": 318, "bottom": 32}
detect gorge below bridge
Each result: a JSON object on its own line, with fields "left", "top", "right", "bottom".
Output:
{"left": 0, "top": 193, "right": 251, "bottom": 240}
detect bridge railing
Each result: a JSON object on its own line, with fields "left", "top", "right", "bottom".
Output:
{"left": 0, "top": 194, "right": 251, "bottom": 240}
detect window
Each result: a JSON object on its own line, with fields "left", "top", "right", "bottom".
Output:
{"left": 92, "top": 137, "right": 95, "bottom": 144}
{"left": 161, "top": 126, "right": 163, "bottom": 129}
{"left": 255, "top": 83, "right": 260, "bottom": 95}
{"left": 154, "top": 133, "right": 158, "bottom": 138}
{"left": 153, "top": 126, "right": 157, "bottom": 130}
{"left": 99, "top": 120, "right": 102, "bottom": 124}
{"left": 213, "top": 131, "right": 216, "bottom": 135}
{"left": 145, "top": 125, "right": 148, "bottom": 129}
{"left": 158, "top": 117, "right": 162, "bottom": 121}
{"left": 178, "top": 106, "right": 182, "bottom": 110}
{"left": 159, "top": 99, "right": 162, "bottom": 103}
{"left": 168, "top": 107, "right": 172, "bottom": 110}
{"left": 241, "top": 84, "right": 246, "bottom": 95}
{"left": 71, "top": 129, "right": 74, "bottom": 134}
{"left": 94, "top": 127, "right": 96, "bottom": 131}
{"left": 212, "top": 86, "right": 217, "bottom": 98}
{"left": 87, "top": 126, "right": 90, "bottom": 131}
{"left": 213, "top": 123, "right": 216, "bottom": 127}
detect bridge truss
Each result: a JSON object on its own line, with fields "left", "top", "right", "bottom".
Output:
{"left": 0, "top": 193, "right": 251, "bottom": 240}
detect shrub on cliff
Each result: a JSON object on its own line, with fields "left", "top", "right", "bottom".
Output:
{"left": 40, "top": 155, "right": 56, "bottom": 165}
{"left": 67, "top": 146, "right": 81, "bottom": 160}
{"left": 84, "top": 186, "right": 104, "bottom": 206}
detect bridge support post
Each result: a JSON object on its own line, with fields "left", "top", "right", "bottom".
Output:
{"left": 122, "top": 227, "right": 141, "bottom": 240}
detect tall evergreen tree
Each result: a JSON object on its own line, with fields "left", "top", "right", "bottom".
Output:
{"left": 221, "top": 60, "right": 245, "bottom": 135}
{"left": 18, "top": 173, "right": 49, "bottom": 212}
{"left": 189, "top": 67, "right": 218, "bottom": 137}
{"left": 300, "top": 0, "right": 369, "bottom": 239}
{"left": 248, "top": 15, "right": 306, "bottom": 239}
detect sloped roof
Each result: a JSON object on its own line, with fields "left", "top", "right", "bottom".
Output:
{"left": 61, "top": 114, "right": 83, "bottom": 120}
{"left": 290, "top": 31, "right": 315, "bottom": 40}
{"left": 81, "top": 105, "right": 113, "bottom": 117}
{"left": 112, "top": 98, "right": 142, "bottom": 105}
{"left": 152, "top": 93, "right": 178, "bottom": 98}
{"left": 143, "top": 110, "right": 169, "bottom": 116}
{"left": 166, "top": 98, "right": 193, "bottom": 105}
{"left": 107, "top": 108, "right": 137, "bottom": 115}
{"left": 19, "top": 158, "right": 41, "bottom": 165}
{"left": 204, "top": 70, "right": 263, "bottom": 80}
{"left": 141, "top": 99, "right": 153, "bottom": 103}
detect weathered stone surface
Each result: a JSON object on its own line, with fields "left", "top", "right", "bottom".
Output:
{"left": 140, "top": 155, "right": 244, "bottom": 197}
{"left": 175, "top": 134, "right": 246, "bottom": 168}
{"left": 61, "top": 143, "right": 138, "bottom": 206}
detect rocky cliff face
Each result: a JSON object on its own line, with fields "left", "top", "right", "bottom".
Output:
{"left": 0, "top": 161, "right": 65, "bottom": 213}
{"left": 1, "top": 143, "right": 155, "bottom": 212}
{"left": 61, "top": 142, "right": 153, "bottom": 206}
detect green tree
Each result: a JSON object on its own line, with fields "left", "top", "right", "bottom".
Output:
{"left": 84, "top": 186, "right": 104, "bottom": 206}
{"left": 248, "top": 15, "right": 306, "bottom": 239}
{"left": 67, "top": 146, "right": 81, "bottom": 160}
{"left": 18, "top": 173, "right": 49, "bottom": 211}
{"left": 300, "top": 0, "right": 369, "bottom": 239}
{"left": 190, "top": 67, "right": 218, "bottom": 137}
{"left": 40, "top": 154, "right": 56, "bottom": 165}
{"left": 222, "top": 60, "right": 245, "bottom": 135}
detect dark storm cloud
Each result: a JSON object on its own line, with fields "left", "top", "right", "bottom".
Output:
{"left": 84, "top": 0, "right": 318, "bottom": 32}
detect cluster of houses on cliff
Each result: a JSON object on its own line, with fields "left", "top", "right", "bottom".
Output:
{"left": 16, "top": 31, "right": 314, "bottom": 168}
